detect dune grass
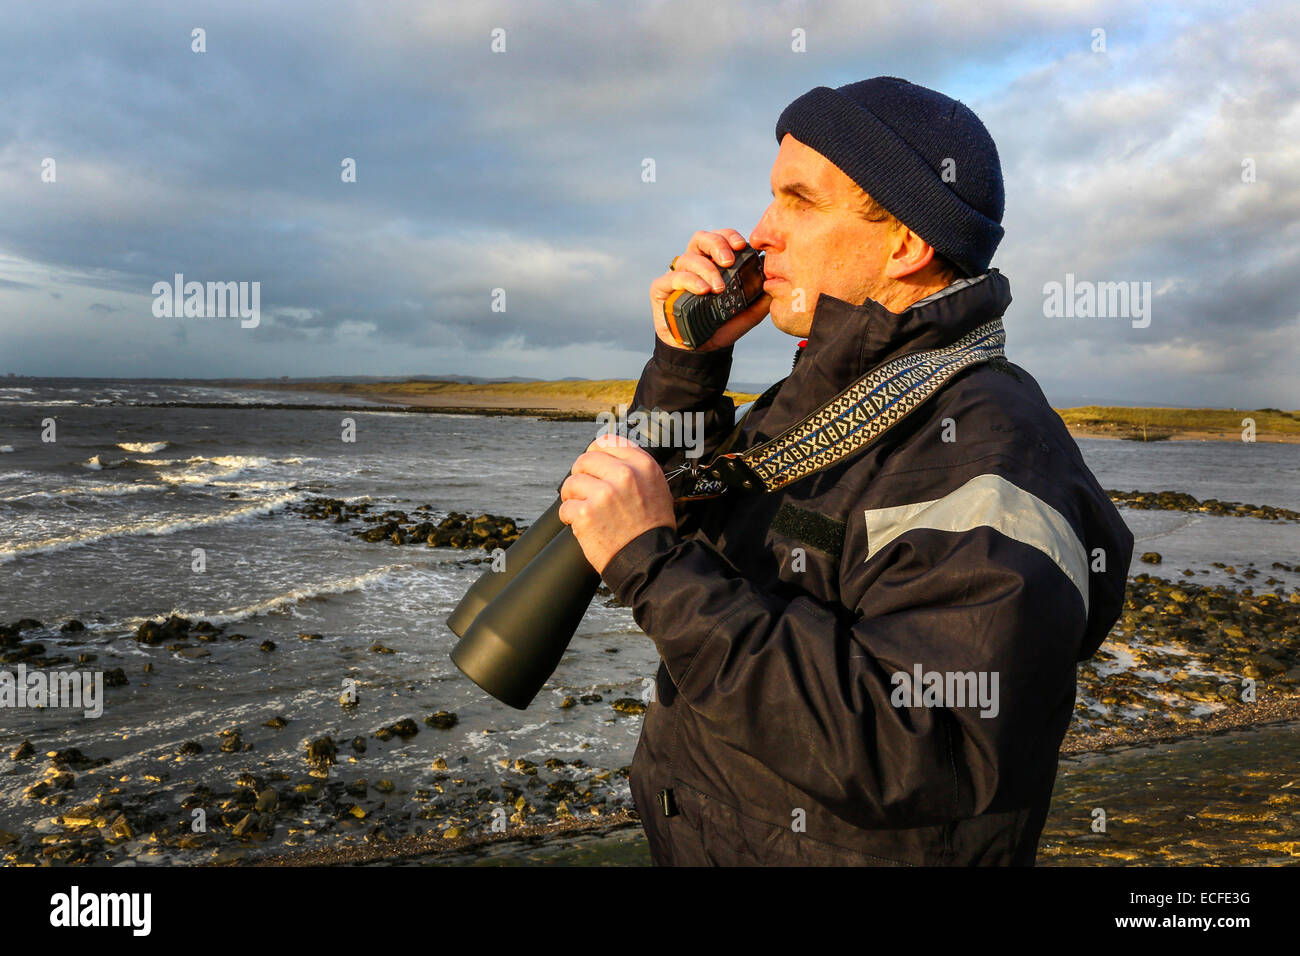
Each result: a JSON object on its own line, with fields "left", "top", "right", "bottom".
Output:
{"left": 302, "top": 378, "right": 761, "bottom": 406}
{"left": 275, "top": 380, "right": 1298, "bottom": 437}
{"left": 1056, "top": 406, "right": 1300, "bottom": 437}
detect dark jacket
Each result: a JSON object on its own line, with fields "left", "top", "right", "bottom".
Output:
{"left": 599, "top": 270, "right": 1133, "bottom": 866}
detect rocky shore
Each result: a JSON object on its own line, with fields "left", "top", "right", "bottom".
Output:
{"left": 257, "top": 715, "right": 1300, "bottom": 867}
{"left": 2, "top": 487, "right": 1297, "bottom": 867}
{"left": 2, "top": 606, "right": 645, "bottom": 865}
{"left": 1107, "top": 488, "right": 1300, "bottom": 522}
{"left": 1073, "top": 573, "right": 1300, "bottom": 735}
{"left": 288, "top": 497, "right": 524, "bottom": 552}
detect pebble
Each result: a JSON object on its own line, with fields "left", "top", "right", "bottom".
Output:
{"left": 424, "top": 711, "right": 458, "bottom": 730}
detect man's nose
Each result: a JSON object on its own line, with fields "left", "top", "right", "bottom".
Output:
{"left": 749, "top": 204, "right": 780, "bottom": 251}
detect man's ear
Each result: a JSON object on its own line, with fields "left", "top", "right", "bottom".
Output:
{"left": 884, "top": 223, "right": 936, "bottom": 280}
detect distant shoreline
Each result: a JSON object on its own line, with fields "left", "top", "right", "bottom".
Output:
{"left": 230, "top": 381, "right": 1300, "bottom": 444}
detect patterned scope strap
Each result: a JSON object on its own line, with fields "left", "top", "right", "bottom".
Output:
{"left": 680, "top": 318, "right": 1006, "bottom": 499}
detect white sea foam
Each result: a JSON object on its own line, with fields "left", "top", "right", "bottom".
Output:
{"left": 4, "top": 481, "right": 157, "bottom": 500}
{"left": 0, "top": 445, "right": 13, "bottom": 453}
{"left": 76, "top": 453, "right": 284, "bottom": 484}
{"left": 119, "top": 563, "right": 421, "bottom": 627}
{"left": 116, "top": 441, "right": 169, "bottom": 453}
{"left": 2, "top": 478, "right": 296, "bottom": 502}
{"left": 135, "top": 454, "right": 273, "bottom": 469}
{"left": 205, "top": 479, "right": 296, "bottom": 491}
{"left": 0, "top": 493, "right": 302, "bottom": 564}
{"left": 6, "top": 453, "right": 312, "bottom": 503}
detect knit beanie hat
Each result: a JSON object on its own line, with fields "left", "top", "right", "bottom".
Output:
{"left": 775, "top": 77, "right": 1004, "bottom": 277}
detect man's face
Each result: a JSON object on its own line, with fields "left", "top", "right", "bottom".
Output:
{"left": 749, "top": 134, "right": 899, "bottom": 338}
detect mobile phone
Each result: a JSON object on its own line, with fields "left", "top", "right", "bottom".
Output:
{"left": 663, "top": 248, "right": 766, "bottom": 350}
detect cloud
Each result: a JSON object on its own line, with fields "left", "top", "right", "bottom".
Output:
{"left": 0, "top": 0, "right": 1295, "bottom": 406}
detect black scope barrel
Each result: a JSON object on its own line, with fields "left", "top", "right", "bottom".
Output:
{"left": 445, "top": 496, "right": 567, "bottom": 639}
{"left": 448, "top": 497, "right": 601, "bottom": 709}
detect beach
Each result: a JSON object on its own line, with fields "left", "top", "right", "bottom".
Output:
{"left": 240, "top": 379, "right": 1300, "bottom": 444}
{"left": 1, "top": 377, "right": 1298, "bottom": 867}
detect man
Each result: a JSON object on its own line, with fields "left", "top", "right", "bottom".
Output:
{"left": 559, "top": 77, "right": 1133, "bottom": 865}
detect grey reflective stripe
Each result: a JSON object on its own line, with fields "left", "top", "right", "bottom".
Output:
{"left": 864, "top": 473, "right": 1090, "bottom": 614}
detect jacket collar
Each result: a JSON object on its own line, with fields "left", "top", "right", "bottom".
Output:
{"left": 753, "top": 269, "right": 1013, "bottom": 438}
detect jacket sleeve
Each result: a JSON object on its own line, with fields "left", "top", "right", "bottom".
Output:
{"left": 599, "top": 470, "right": 1103, "bottom": 829}
{"left": 623, "top": 336, "right": 739, "bottom": 475}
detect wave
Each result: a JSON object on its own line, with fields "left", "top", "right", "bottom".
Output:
{"left": 0, "top": 493, "right": 303, "bottom": 564}
{"left": 5, "top": 481, "right": 162, "bottom": 501}
{"left": 204, "top": 479, "right": 297, "bottom": 491}
{"left": 0, "top": 445, "right": 13, "bottom": 453}
{"left": 5, "top": 476, "right": 299, "bottom": 504}
{"left": 116, "top": 441, "right": 169, "bottom": 453}
{"left": 148, "top": 455, "right": 304, "bottom": 486}
{"left": 118, "top": 563, "right": 422, "bottom": 628}
{"left": 80, "top": 453, "right": 304, "bottom": 479}
{"left": 9, "top": 453, "right": 315, "bottom": 503}
{"left": 133, "top": 454, "right": 305, "bottom": 469}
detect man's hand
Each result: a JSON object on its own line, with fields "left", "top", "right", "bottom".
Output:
{"left": 559, "top": 433, "right": 676, "bottom": 575}
{"left": 651, "top": 228, "right": 772, "bottom": 352}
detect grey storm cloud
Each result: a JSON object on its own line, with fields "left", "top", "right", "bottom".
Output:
{"left": 0, "top": 0, "right": 1296, "bottom": 406}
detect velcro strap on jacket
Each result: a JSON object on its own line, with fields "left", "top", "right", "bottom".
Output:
{"left": 680, "top": 318, "right": 1006, "bottom": 499}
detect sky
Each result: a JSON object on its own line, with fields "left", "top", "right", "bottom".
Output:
{"left": 1, "top": 0, "right": 1297, "bottom": 407}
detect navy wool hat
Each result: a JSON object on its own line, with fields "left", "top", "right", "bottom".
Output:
{"left": 775, "top": 77, "right": 1004, "bottom": 277}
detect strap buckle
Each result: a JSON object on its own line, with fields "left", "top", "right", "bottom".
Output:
{"left": 702, "top": 452, "right": 763, "bottom": 493}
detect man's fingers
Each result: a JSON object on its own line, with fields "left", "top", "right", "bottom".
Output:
{"left": 650, "top": 228, "right": 756, "bottom": 351}
{"left": 720, "top": 228, "right": 748, "bottom": 249}
{"left": 697, "top": 291, "right": 773, "bottom": 351}
{"left": 573, "top": 448, "right": 649, "bottom": 486}
{"left": 557, "top": 497, "right": 583, "bottom": 526}
{"left": 672, "top": 251, "right": 726, "bottom": 293}
{"left": 560, "top": 471, "right": 603, "bottom": 502}
{"left": 585, "top": 433, "right": 658, "bottom": 464}
{"left": 585, "top": 432, "right": 635, "bottom": 453}
{"left": 687, "top": 230, "right": 742, "bottom": 270}
{"left": 651, "top": 268, "right": 713, "bottom": 301}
